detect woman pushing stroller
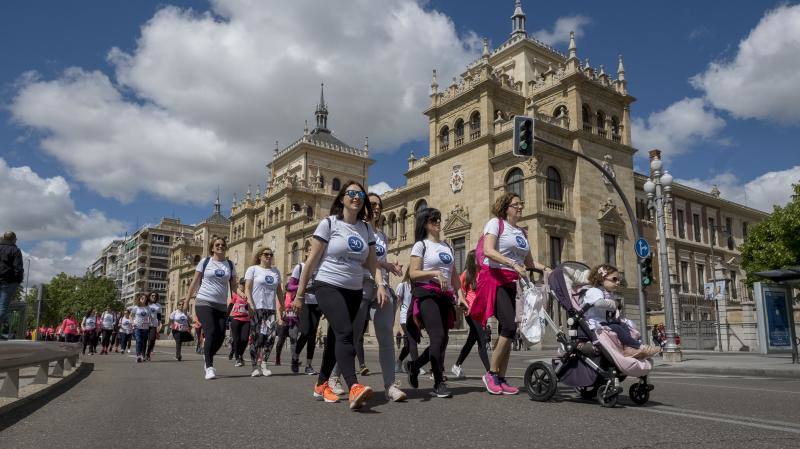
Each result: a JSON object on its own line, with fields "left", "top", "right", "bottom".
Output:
{"left": 583, "top": 264, "right": 661, "bottom": 359}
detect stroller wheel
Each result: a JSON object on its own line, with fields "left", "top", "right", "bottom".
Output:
{"left": 597, "top": 385, "right": 619, "bottom": 408}
{"left": 628, "top": 383, "right": 650, "bottom": 405}
{"left": 524, "top": 362, "right": 557, "bottom": 402}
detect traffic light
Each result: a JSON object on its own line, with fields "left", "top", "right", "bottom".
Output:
{"left": 513, "top": 115, "right": 534, "bottom": 157}
{"left": 640, "top": 256, "right": 653, "bottom": 288}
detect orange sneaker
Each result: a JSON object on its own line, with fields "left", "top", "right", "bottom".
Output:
{"left": 349, "top": 383, "right": 373, "bottom": 410}
{"left": 313, "top": 382, "right": 340, "bottom": 403}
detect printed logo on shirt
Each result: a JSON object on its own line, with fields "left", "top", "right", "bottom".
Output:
{"left": 375, "top": 244, "right": 386, "bottom": 257}
{"left": 515, "top": 235, "right": 528, "bottom": 249}
{"left": 438, "top": 252, "right": 453, "bottom": 264}
{"left": 265, "top": 275, "right": 275, "bottom": 285}
{"left": 214, "top": 268, "right": 226, "bottom": 277}
{"left": 347, "top": 235, "right": 365, "bottom": 252}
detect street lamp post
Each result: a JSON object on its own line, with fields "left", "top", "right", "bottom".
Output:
{"left": 709, "top": 225, "right": 731, "bottom": 353}
{"left": 643, "top": 154, "right": 681, "bottom": 360}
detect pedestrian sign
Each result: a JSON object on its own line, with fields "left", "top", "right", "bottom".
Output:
{"left": 635, "top": 238, "right": 650, "bottom": 258}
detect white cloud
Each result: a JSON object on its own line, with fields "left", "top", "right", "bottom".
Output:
{"left": 0, "top": 158, "right": 126, "bottom": 241}
{"left": 676, "top": 165, "right": 800, "bottom": 212}
{"left": 22, "top": 237, "right": 119, "bottom": 285}
{"left": 690, "top": 4, "right": 800, "bottom": 124}
{"left": 10, "top": 1, "right": 482, "bottom": 204}
{"left": 532, "top": 15, "right": 591, "bottom": 45}
{"left": 631, "top": 98, "right": 726, "bottom": 158}
{"left": 368, "top": 181, "right": 393, "bottom": 195}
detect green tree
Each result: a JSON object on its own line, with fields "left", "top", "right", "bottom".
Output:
{"left": 41, "top": 273, "right": 122, "bottom": 325}
{"left": 741, "top": 184, "right": 800, "bottom": 285}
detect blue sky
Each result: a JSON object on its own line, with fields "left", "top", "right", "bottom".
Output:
{"left": 1, "top": 0, "right": 798, "bottom": 283}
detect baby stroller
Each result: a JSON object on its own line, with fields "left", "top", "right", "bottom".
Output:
{"left": 523, "top": 262, "right": 654, "bottom": 407}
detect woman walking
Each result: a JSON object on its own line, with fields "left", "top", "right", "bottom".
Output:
{"left": 405, "top": 207, "right": 464, "bottom": 398}
{"left": 145, "top": 292, "right": 163, "bottom": 361}
{"left": 132, "top": 294, "right": 151, "bottom": 363}
{"left": 169, "top": 301, "right": 192, "bottom": 361}
{"left": 81, "top": 309, "right": 98, "bottom": 355}
{"left": 99, "top": 306, "right": 116, "bottom": 355}
{"left": 472, "top": 193, "right": 550, "bottom": 395}
{"left": 228, "top": 278, "right": 252, "bottom": 367}
{"left": 118, "top": 311, "right": 133, "bottom": 354}
{"left": 184, "top": 236, "right": 237, "bottom": 380}
{"left": 293, "top": 180, "right": 387, "bottom": 410}
{"left": 246, "top": 246, "right": 283, "bottom": 377}
{"left": 60, "top": 313, "right": 80, "bottom": 343}
{"left": 450, "top": 250, "right": 491, "bottom": 379}
{"left": 290, "top": 246, "right": 320, "bottom": 375}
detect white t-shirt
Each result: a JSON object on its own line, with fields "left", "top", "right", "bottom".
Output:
{"left": 195, "top": 258, "right": 236, "bottom": 305}
{"left": 396, "top": 282, "right": 412, "bottom": 325}
{"left": 119, "top": 317, "right": 133, "bottom": 334}
{"left": 290, "top": 263, "right": 317, "bottom": 305}
{"left": 101, "top": 312, "right": 116, "bottom": 330}
{"left": 148, "top": 303, "right": 162, "bottom": 327}
{"left": 170, "top": 310, "right": 190, "bottom": 332}
{"left": 83, "top": 316, "right": 96, "bottom": 331}
{"left": 410, "top": 240, "right": 455, "bottom": 290}
{"left": 313, "top": 216, "right": 375, "bottom": 290}
{"left": 582, "top": 287, "right": 617, "bottom": 330}
{"left": 132, "top": 306, "right": 151, "bottom": 329}
{"left": 246, "top": 265, "right": 282, "bottom": 310}
{"left": 482, "top": 218, "right": 529, "bottom": 270}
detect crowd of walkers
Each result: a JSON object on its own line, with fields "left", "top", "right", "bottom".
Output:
{"left": 32, "top": 179, "right": 655, "bottom": 412}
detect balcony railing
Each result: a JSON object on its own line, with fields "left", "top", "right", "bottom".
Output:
{"left": 454, "top": 137, "right": 463, "bottom": 147}
{"left": 440, "top": 143, "right": 449, "bottom": 152}
{"left": 470, "top": 130, "right": 481, "bottom": 140}
{"left": 597, "top": 128, "right": 607, "bottom": 138}
{"left": 583, "top": 124, "right": 593, "bottom": 133}
{"left": 612, "top": 134, "right": 621, "bottom": 143}
{"left": 546, "top": 199, "right": 565, "bottom": 212}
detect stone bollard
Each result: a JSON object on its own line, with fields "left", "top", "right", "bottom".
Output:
{"left": 0, "top": 368, "right": 20, "bottom": 398}
{"left": 34, "top": 361, "right": 50, "bottom": 384}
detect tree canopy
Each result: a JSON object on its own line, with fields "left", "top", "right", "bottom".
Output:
{"left": 741, "top": 184, "right": 800, "bottom": 284}
{"left": 36, "top": 273, "right": 122, "bottom": 325}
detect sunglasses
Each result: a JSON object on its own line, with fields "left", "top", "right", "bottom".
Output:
{"left": 428, "top": 218, "right": 441, "bottom": 224}
{"left": 214, "top": 243, "right": 227, "bottom": 248}
{"left": 345, "top": 190, "right": 366, "bottom": 199}
{"left": 605, "top": 276, "right": 620, "bottom": 282}
{"left": 369, "top": 201, "right": 381, "bottom": 208}
{"left": 509, "top": 202, "right": 525, "bottom": 210}
{"left": 261, "top": 253, "right": 273, "bottom": 257}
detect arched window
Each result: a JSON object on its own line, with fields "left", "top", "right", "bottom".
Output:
{"left": 611, "top": 116, "right": 620, "bottom": 142}
{"left": 440, "top": 126, "right": 450, "bottom": 150}
{"left": 306, "top": 205, "right": 313, "bottom": 219}
{"left": 268, "top": 210, "right": 273, "bottom": 225}
{"left": 388, "top": 213, "right": 397, "bottom": 239}
{"left": 554, "top": 105, "right": 568, "bottom": 118}
{"left": 505, "top": 168, "right": 524, "bottom": 200}
{"left": 414, "top": 200, "right": 428, "bottom": 214}
{"left": 546, "top": 166, "right": 563, "bottom": 202}
{"left": 292, "top": 203, "right": 301, "bottom": 213}
{"left": 399, "top": 209, "right": 407, "bottom": 239}
{"left": 291, "top": 242, "right": 299, "bottom": 266}
{"left": 318, "top": 175, "right": 325, "bottom": 189}
{"left": 469, "top": 111, "right": 481, "bottom": 139}
{"left": 596, "top": 110, "right": 606, "bottom": 136}
{"left": 582, "top": 104, "right": 592, "bottom": 132}
{"left": 332, "top": 178, "right": 341, "bottom": 192}
{"left": 279, "top": 205, "right": 284, "bottom": 219}
{"left": 454, "top": 119, "right": 464, "bottom": 146}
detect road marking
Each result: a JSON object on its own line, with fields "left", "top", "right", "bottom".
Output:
{"left": 653, "top": 380, "right": 800, "bottom": 395}
{"left": 638, "top": 406, "right": 800, "bottom": 435}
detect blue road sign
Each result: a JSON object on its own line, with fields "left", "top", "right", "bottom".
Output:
{"left": 635, "top": 238, "right": 651, "bottom": 258}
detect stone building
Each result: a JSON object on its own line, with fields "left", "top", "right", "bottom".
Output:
{"left": 165, "top": 196, "right": 231, "bottom": 319}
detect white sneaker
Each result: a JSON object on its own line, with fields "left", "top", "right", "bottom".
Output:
{"left": 328, "top": 377, "right": 345, "bottom": 395}
{"left": 260, "top": 360, "right": 268, "bottom": 371}
{"left": 385, "top": 384, "right": 407, "bottom": 402}
{"left": 251, "top": 368, "right": 261, "bottom": 377}
{"left": 234, "top": 360, "right": 244, "bottom": 367}
{"left": 204, "top": 366, "right": 217, "bottom": 380}
{"left": 261, "top": 368, "right": 272, "bottom": 377}
{"left": 451, "top": 364, "right": 465, "bottom": 379}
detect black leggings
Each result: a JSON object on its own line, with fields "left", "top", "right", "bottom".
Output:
{"left": 456, "top": 315, "right": 491, "bottom": 371}
{"left": 295, "top": 304, "right": 321, "bottom": 362}
{"left": 410, "top": 295, "right": 451, "bottom": 386}
{"left": 230, "top": 319, "right": 250, "bottom": 360}
{"left": 145, "top": 327, "right": 158, "bottom": 357}
{"left": 82, "top": 331, "right": 97, "bottom": 354}
{"left": 195, "top": 305, "right": 227, "bottom": 367}
{"left": 495, "top": 283, "right": 518, "bottom": 338}
{"left": 604, "top": 322, "right": 641, "bottom": 348}
{"left": 398, "top": 323, "right": 419, "bottom": 362}
{"left": 315, "top": 283, "right": 362, "bottom": 389}
{"left": 173, "top": 332, "right": 183, "bottom": 358}
{"left": 101, "top": 329, "right": 113, "bottom": 349}
{"left": 274, "top": 322, "right": 298, "bottom": 362}
{"left": 355, "top": 306, "right": 370, "bottom": 367}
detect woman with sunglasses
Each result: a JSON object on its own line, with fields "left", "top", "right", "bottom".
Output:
{"left": 585, "top": 264, "right": 661, "bottom": 359}
{"left": 290, "top": 246, "right": 321, "bottom": 376}
{"left": 145, "top": 292, "right": 163, "bottom": 361}
{"left": 353, "top": 192, "right": 406, "bottom": 402}
{"left": 473, "top": 192, "right": 550, "bottom": 395}
{"left": 406, "top": 207, "right": 465, "bottom": 399}
{"left": 245, "top": 246, "right": 283, "bottom": 377}
{"left": 293, "top": 180, "right": 387, "bottom": 410}
{"left": 184, "top": 236, "right": 237, "bottom": 380}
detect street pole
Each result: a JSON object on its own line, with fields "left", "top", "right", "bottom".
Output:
{"left": 709, "top": 234, "right": 723, "bottom": 352}
{"left": 34, "top": 284, "right": 43, "bottom": 340}
{"left": 533, "top": 136, "right": 649, "bottom": 333}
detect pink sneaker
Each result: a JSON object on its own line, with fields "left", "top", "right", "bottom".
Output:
{"left": 498, "top": 376, "right": 519, "bottom": 395}
{"left": 482, "top": 372, "right": 503, "bottom": 395}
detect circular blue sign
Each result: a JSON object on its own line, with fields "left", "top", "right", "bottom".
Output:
{"left": 634, "top": 238, "right": 651, "bottom": 258}
{"left": 348, "top": 236, "right": 365, "bottom": 252}
{"left": 515, "top": 235, "right": 528, "bottom": 249}
{"left": 265, "top": 275, "right": 275, "bottom": 285}
{"left": 439, "top": 252, "right": 453, "bottom": 264}
{"left": 214, "top": 268, "right": 226, "bottom": 277}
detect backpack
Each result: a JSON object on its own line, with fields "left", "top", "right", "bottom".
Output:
{"left": 475, "top": 219, "right": 527, "bottom": 270}
{"left": 198, "top": 257, "right": 234, "bottom": 288}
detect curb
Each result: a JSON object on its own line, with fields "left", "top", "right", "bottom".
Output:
{"left": 654, "top": 365, "right": 800, "bottom": 379}
{"left": 0, "top": 362, "right": 94, "bottom": 431}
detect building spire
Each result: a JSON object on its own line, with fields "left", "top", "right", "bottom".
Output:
{"left": 511, "top": 0, "right": 527, "bottom": 38}
{"left": 314, "top": 82, "right": 329, "bottom": 133}
{"left": 617, "top": 54, "right": 626, "bottom": 80}
{"left": 430, "top": 69, "right": 439, "bottom": 95}
{"left": 482, "top": 37, "right": 490, "bottom": 60}
{"left": 214, "top": 187, "right": 221, "bottom": 215}
{"left": 363, "top": 136, "right": 369, "bottom": 156}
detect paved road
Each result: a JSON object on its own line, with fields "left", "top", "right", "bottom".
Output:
{"left": 2, "top": 346, "right": 800, "bottom": 448}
